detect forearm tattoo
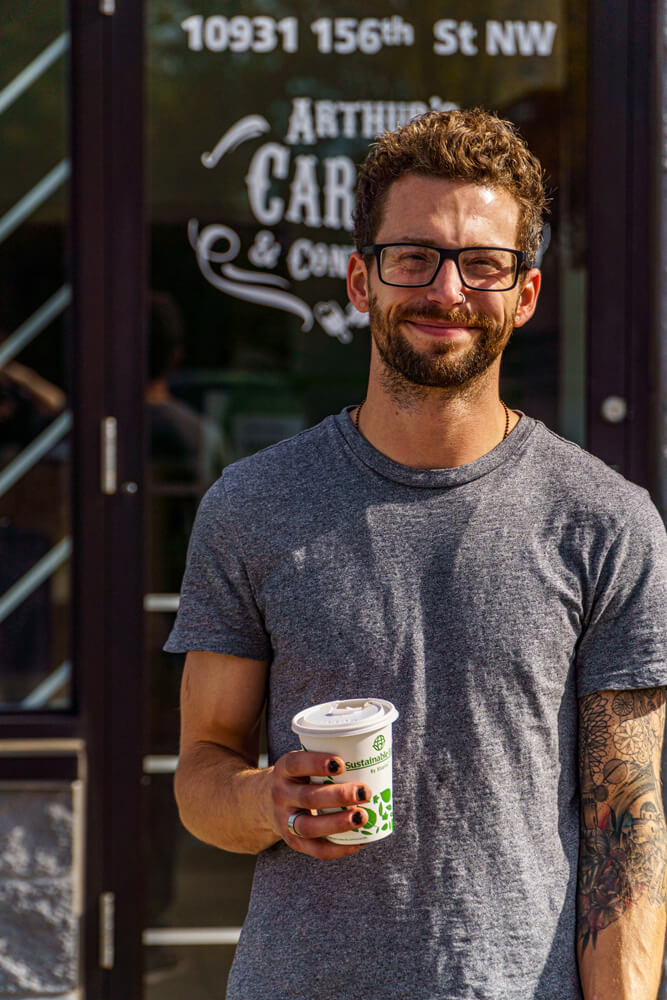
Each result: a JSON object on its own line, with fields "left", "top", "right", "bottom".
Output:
{"left": 577, "top": 688, "right": 667, "bottom": 953}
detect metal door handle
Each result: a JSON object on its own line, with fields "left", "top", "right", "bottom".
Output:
{"left": 100, "top": 891, "right": 115, "bottom": 969}
{"left": 101, "top": 417, "right": 117, "bottom": 495}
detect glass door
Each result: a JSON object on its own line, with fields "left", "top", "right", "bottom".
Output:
{"left": 0, "top": 1, "right": 72, "bottom": 715}
{"left": 143, "top": 0, "right": 588, "bottom": 994}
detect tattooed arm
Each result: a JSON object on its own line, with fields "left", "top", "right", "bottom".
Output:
{"left": 577, "top": 687, "right": 667, "bottom": 999}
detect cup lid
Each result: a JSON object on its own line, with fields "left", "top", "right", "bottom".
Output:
{"left": 291, "top": 698, "right": 398, "bottom": 738}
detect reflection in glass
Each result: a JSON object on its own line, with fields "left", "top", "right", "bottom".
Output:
{"left": 145, "top": 292, "right": 224, "bottom": 758}
{"left": 148, "top": 292, "right": 226, "bottom": 490}
{"left": 142, "top": 773, "right": 256, "bottom": 993}
{"left": 144, "top": 944, "right": 238, "bottom": 998}
{"left": 0, "top": 1, "right": 71, "bottom": 710}
{"left": 144, "top": 293, "right": 258, "bottom": 982}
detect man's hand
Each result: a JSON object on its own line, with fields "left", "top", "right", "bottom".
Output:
{"left": 269, "top": 750, "right": 370, "bottom": 859}
{"left": 176, "top": 651, "right": 372, "bottom": 859}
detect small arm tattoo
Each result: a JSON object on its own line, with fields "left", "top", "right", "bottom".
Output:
{"left": 577, "top": 688, "right": 667, "bottom": 954}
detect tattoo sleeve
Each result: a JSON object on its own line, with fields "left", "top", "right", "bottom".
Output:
{"left": 577, "top": 687, "right": 667, "bottom": 953}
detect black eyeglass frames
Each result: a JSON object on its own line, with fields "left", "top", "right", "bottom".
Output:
{"left": 361, "top": 244, "right": 530, "bottom": 290}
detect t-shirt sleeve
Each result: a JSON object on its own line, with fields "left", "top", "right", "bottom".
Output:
{"left": 577, "top": 494, "right": 667, "bottom": 696}
{"left": 164, "top": 474, "right": 272, "bottom": 660}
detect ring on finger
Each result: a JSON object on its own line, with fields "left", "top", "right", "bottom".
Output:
{"left": 287, "top": 810, "right": 306, "bottom": 838}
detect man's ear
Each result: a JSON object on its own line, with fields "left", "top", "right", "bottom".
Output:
{"left": 347, "top": 252, "right": 370, "bottom": 313}
{"left": 513, "top": 267, "right": 541, "bottom": 328}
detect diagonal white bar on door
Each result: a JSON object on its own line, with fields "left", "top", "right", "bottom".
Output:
{"left": 0, "top": 537, "right": 72, "bottom": 625}
{"left": 20, "top": 662, "right": 72, "bottom": 709}
{"left": 0, "top": 160, "right": 70, "bottom": 245}
{"left": 143, "top": 928, "right": 242, "bottom": 946}
{"left": 0, "top": 286, "right": 72, "bottom": 367}
{"left": 0, "top": 410, "right": 72, "bottom": 497}
{"left": 0, "top": 33, "right": 70, "bottom": 115}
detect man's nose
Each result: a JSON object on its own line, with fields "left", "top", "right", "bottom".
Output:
{"left": 425, "top": 258, "right": 466, "bottom": 307}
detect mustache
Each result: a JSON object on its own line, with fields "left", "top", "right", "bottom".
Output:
{"left": 394, "top": 305, "right": 495, "bottom": 332}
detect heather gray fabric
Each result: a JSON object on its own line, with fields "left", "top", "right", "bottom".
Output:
{"left": 166, "top": 410, "right": 667, "bottom": 1000}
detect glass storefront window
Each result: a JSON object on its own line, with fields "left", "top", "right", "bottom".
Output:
{"left": 147, "top": 0, "right": 586, "bottom": 442}
{"left": 145, "top": 1, "right": 588, "bottom": 992}
{"left": 0, "top": 1, "right": 72, "bottom": 710}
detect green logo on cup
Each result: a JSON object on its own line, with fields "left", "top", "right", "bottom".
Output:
{"left": 372, "top": 734, "right": 386, "bottom": 752}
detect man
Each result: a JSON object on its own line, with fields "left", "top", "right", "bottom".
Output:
{"left": 166, "top": 109, "right": 667, "bottom": 999}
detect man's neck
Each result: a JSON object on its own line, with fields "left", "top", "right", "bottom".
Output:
{"left": 354, "top": 370, "right": 518, "bottom": 470}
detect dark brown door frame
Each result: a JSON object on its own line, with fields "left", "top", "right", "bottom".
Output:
{"left": 69, "top": 1, "right": 146, "bottom": 997}
{"left": 103, "top": 0, "right": 146, "bottom": 992}
{"left": 587, "top": 0, "right": 660, "bottom": 491}
{"left": 69, "top": 2, "right": 108, "bottom": 997}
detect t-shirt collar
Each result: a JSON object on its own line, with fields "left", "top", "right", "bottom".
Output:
{"left": 333, "top": 406, "right": 535, "bottom": 488}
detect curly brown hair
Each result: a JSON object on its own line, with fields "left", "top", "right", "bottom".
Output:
{"left": 353, "top": 108, "right": 547, "bottom": 265}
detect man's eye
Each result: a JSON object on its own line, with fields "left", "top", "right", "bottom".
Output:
{"left": 463, "top": 252, "right": 514, "bottom": 273}
{"left": 468, "top": 256, "right": 499, "bottom": 269}
{"left": 396, "top": 251, "right": 431, "bottom": 265}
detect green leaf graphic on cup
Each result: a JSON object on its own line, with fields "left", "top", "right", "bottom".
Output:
{"left": 357, "top": 788, "right": 393, "bottom": 835}
{"left": 363, "top": 807, "right": 377, "bottom": 829}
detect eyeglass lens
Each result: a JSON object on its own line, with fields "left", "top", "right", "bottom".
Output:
{"left": 379, "top": 246, "right": 519, "bottom": 289}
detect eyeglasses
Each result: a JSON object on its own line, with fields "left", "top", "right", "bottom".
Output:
{"left": 361, "top": 244, "right": 529, "bottom": 291}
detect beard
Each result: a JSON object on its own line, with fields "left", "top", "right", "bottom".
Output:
{"left": 368, "top": 295, "right": 516, "bottom": 390}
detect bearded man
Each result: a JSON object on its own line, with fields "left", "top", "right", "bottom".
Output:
{"left": 166, "top": 109, "right": 667, "bottom": 1000}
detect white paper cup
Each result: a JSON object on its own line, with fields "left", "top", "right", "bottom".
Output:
{"left": 291, "top": 698, "right": 399, "bottom": 844}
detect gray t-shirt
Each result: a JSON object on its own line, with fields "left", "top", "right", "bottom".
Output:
{"left": 166, "top": 410, "right": 667, "bottom": 1000}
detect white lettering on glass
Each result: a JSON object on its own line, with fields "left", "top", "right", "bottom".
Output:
{"left": 286, "top": 155, "right": 321, "bottom": 226}
{"left": 286, "top": 240, "right": 352, "bottom": 281}
{"left": 181, "top": 15, "right": 556, "bottom": 59}
{"left": 284, "top": 98, "right": 456, "bottom": 146}
{"left": 245, "top": 143, "right": 290, "bottom": 225}
{"left": 194, "top": 91, "right": 502, "bottom": 343}
{"left": 314, "top": 101, "right": 338, "bottom": 140}
{"left": 323, "top": 157, "right": 356, "bottom": 229}
{"left": 246, "top": 143, "right": 356, "bottom": 231}
{"left": 202, "top": 115, "right": 270, "bottom": 170}
{"left": 314, "top": 301, "right": 368, "bottom": 344}
{"left": 180, "top": 15, "right": 298, "bottom": 53}
{"left": 285, "top": 98, "right": 317, "bottom": 145}
{"left": 310, "top": 16, "right": 414, "bottom": 54}
{"left": 189, "top": 220, "right": 314, "bottom": 330}
{"left": 248, "top": 230, "right": 282, "bottom": 268}
{"left": 433, "top": 20, "right": 479, "bottom": 56}
{"left": 485, "top": 20, "right": 557, "bottom": 56}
